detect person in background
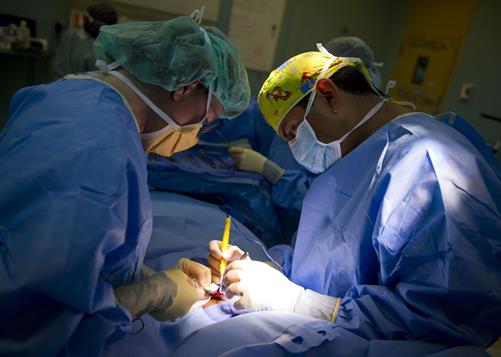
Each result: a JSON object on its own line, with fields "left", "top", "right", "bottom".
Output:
{"left": 52, "top": 2, "right": 117, "bottom": 79}
{"left": 0, "top": 12, "right": 250, "bottom": 356}
{"left": 324, "top": 36, "right": 382, "bottom": 90}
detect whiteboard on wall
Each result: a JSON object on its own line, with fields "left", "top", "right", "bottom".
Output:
{"left": 227, "top": 0, "right": 286, "bottom": 72}
{"left": 114, "top": 0, "right": 221, "bottom": 22}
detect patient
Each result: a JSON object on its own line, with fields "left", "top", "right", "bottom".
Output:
{"left": 203, "top": 294, "right": 227, "bottom": 309}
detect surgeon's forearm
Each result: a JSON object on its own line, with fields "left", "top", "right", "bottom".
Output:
{"left": 114, "top": 273, "right": 175, "bottom": 319}
{"left": 293, "top": 289, "right": 341, "bottom": 322}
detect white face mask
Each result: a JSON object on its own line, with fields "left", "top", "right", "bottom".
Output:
{"left": 289, "top": 97, "right": 387, "bottom": 174}
{"left": 288, "top": 42, "right": 387, "bottom": 174}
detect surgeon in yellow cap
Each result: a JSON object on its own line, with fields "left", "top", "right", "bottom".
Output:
{"left": 209, "top": 44, "right": 501, "bottom": 351}
{"left": 227, "top": 38, "right": 383, "bottom": 211}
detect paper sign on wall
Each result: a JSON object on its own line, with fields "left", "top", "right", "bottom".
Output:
{"left": 114, "top": 0, "right": 221, "bottom": 22}
{"left": 227, "top": 0, "right": 286, "bottom": 72}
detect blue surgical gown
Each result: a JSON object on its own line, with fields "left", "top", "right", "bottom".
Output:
{"left": 196, "top": 98, "right": 315, "bottom": 211}
{"left": 0, "top": 77, "right": 152, "bottom": 355}
{"left": 148, "top": 99, "right": 313, "bottom": 245}
{"left": 286, "top": 112, "right": 501, "bottom": 347}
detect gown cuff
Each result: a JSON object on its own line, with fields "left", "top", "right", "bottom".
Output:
{"left": 263, "top": 159, "right": 285, "bottom": 184}
{"left": 293, "top": 289, "right": 340, "bottom": 321}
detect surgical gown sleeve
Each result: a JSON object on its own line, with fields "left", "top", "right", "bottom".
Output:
{"left": 0, "top": 79, "right": 152, "bottom": 356}
{"left": 272, "top": 170, "right": 314, "bottom": 210}
{"left": 333, "top": 134, "right": 501, "bottom": 347}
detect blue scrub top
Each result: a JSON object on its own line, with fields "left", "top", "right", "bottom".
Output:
{"left": 0, "top": 77, "right": 152, "bottom": 355}
{"left": 288, "top": 112, "right": 501, "bottom": 347}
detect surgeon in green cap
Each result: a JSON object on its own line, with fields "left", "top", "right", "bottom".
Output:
{"left": 0, "top": 10, "right": 250, "bottom": 356}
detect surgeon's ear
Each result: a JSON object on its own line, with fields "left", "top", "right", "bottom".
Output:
{"left": 171, "top": 82, "right": 200, "bottom": 101}
{"left": 316, "top": 79, "right": 342, "bottom": 114}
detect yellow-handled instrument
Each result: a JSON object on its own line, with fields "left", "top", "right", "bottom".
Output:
{"left": 219, "top": 215, "right": 232, "bottom": 277}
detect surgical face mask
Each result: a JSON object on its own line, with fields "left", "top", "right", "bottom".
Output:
{"left": 289, "top": 97, "right": 387, "bottom": 174}
{"left": 134, "top": 82, "right": 213, "bottom": 157}
{"left": 288, "top": 43, "right": 387, "bottom": 174}
{"left": 94, "top": 16, "right": 216, "bottom": 157}
{"left": 140, "top": 122, "right": 202, "bottom": 157}
{"left": 96, "top": 60, "right": 214, "bottom": 157}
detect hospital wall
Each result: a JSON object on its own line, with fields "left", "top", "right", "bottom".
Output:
{"left": 0, "top": 0, "right": 70, "bottom": 127}
{"left": 441, "top": 0, "right": 501, "bottom": 160}
{"left": 230, "top": 0, "right": 500, "bottom": 160}
{"left": 235, "top": 0, "right": 411, "bottom": 98}
{"left": 0, "top": 0, "right": 500, "bottom": 161}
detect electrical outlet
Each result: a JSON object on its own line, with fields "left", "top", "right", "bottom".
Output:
{"left": 459, "top": 83, "right": 473, "bottom": 100}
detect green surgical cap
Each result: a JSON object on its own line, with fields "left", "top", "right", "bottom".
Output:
{"left": 94, "top": 16, "right": 250, "bottom": 118}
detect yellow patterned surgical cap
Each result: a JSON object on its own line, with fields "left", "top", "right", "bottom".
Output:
{"left": 258, "top": 51, "right": 375, "bottom": 131}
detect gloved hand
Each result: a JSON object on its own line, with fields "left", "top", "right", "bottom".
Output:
{"left": 223, "top": 259, "right": 304, "bottom": 312}
{"left": 208, "top": 241, "right": 340, "bottom": 320}
{"left": 114, "top": 258, "right": 211, "bottom": 321}
{"left": 208, "top": 240, "right": 250, "bottom": 284}
{"left": 228, "top": 146, "right": 285, "bottom": 184}
{"left": 138, "top": 264, "right": 156, "bottom": 280}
